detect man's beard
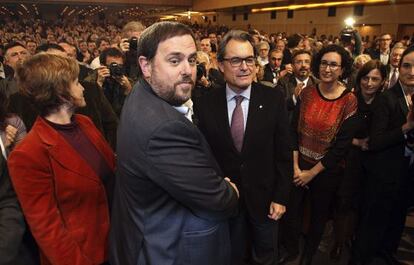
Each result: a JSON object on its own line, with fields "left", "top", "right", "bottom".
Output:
{"left": 151, "top": 75, "right": 195, "bottom": 106}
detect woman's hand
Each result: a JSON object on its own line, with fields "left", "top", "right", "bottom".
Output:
{"left": 293, "top": 169, "right": 316, "bottom": 187}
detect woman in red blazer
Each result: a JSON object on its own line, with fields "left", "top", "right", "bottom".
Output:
{"left": 8, "top": 53, "right": 115, "bottom": 265}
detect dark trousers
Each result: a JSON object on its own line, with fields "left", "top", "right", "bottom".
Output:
{"left": 351, "top": 158, "right": 411, "bottom": 264}
{"left": 229, "top": 201, "right": 278, "bottom": 265}
{"left": 280, "top": 158, "right": 343, "bottom": 257}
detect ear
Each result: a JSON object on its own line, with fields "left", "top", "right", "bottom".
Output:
{"left": 138, "top": 56, "right": 152, "bottom": 79}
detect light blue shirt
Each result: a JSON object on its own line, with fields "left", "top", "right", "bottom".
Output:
{"left": 226, "top": 84, "right": 251, "bottom": 131}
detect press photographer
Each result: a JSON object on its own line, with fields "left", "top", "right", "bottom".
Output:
{"left": 118, "top": 21, "right": 145, "bottom": 82}
{"left": 87, "top": 47, "right": 133, "bottom": 117}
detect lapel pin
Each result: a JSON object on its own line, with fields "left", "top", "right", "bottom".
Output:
{"left": 259, "top": 105, "right": 263, "bottom": 109}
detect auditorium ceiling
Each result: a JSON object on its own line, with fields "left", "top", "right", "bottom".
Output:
{"left": 1, "top": 0, "right": 414, "bottom": 20}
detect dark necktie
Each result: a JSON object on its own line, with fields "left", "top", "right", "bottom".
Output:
{"left": 389, "top": 69, "right": 398, "bottom": 89}
{"left": 231, "top": 95, "right": 244, "bottom": 152}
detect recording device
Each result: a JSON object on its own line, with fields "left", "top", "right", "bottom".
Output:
{"left": 196, "top": 63, "right": 207, "bottom": 81}
{"left": 340, "top": 27, "right": 355, "bottom": 45}
{"left": 129, "top": 37, "right": 138, "bottom": 51}
{"left": 108, "top": 62, "right": 125, "bottom": 78}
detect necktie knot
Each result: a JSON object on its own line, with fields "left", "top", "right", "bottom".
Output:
{"left": 234, "top": 95, "right": 244, "bottom": 105}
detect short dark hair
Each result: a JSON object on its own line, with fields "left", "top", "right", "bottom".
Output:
{"left": 217, "top": 30, "right": 256, "bottom": 62}
{"left": 16, "top": 53, "right": 79, "bottom": 116}
{"left": 4, "top": 42, "right": 26, "bottom": 55}
{"left": 291, "top": 49, "right": 312, "bottom": 62}
{"left": 355, "top": 59, "right": 386, "bottom": 92}
{"left": 311, "top": 44, "right": 353, "bottom": 80}
{"left": 95, "top": 37, "right": 110, "bottom": 48}
{"left": 399, "top": 45, "right": 414, "bottom": 68}
{"left": 287, "top": 34, "right": 303, "bottom": 49}
{"left": 99, "top": 47, "right": 125, "bottom": 66}
{"left": 36, "top": 43, "right": 65, "bottom": 54}
{"left": 137, "top": 22, "right": 195, "bottom": 76}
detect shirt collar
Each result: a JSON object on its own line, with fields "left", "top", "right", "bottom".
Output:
{"left": 295, "top": 76, "right": 309, "bottom": 87}
{"left": 226, "top": 84, "right": 252, "bottom": 102}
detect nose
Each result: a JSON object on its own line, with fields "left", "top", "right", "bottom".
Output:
{"left": 240, "top": 60, "right": 248, "bottom": 70}
{"left": 181, "top": 60, "right": 193, "bottom": 76}
{"left": 367, "top": 78, "right": 374, "bottom": 86}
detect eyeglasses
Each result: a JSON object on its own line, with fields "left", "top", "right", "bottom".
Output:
{"left": 294, "top": 60, "right": 311, "bottom": 65}
{"left": 320, "top": 60, "right": 341, "bottom": 70}
{"left": 223, "top": 56, "right": 255, "bottom": 67}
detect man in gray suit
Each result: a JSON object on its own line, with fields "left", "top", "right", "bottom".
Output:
{"left": 109, "top": 22, "right": 239, "bottom": 265}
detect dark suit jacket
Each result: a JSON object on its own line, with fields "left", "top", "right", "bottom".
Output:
{"left": 365, "top": 48, "right": 390, "bottom": 65}
{"left": 0, "top": 154, "right": 27, "bottom": 265}
{"left": 368, "top": 82, "right": 411, "bottom": 187}
{"left": 109, "top": 79, "right": 238, "bottom": 265}
{"left": 275, "top": 73, "right": 318, "bottom": 113}
{"left": 194, "top": 82, "right": 293, "bottom": 222}
{"left": 8, "top": 81, "right": 118, "bottom": 150}
{"left": 8, "top": 115, "right": 115, "bottom": 265}
{"left": 262, "top": 63, "right": 285, "bottom": 85}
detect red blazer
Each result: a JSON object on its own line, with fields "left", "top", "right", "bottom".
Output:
{"left": 8, "top": 115, "right": 115, "bottom": 265}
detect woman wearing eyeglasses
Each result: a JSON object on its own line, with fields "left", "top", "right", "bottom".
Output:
{"left": 287, "top": 45, "right": 358, "bottom": 265}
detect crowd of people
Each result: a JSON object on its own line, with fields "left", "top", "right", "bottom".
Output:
{"left": 0, "top": 14, "right": 413, "bottom": 265}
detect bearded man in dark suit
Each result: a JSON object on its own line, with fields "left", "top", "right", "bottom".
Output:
{"left": 109, "top": 22, "right": 239, "bottom": 265}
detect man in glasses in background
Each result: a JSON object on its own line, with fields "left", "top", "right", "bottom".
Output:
{"left": 366, "top": 33, "right": 393, "bottom": 65}
{"left": 275, "top": 49, "right": 318, "bottom": 122}
{"left": 194, "top": 30, "right": 292, "bottom": 265}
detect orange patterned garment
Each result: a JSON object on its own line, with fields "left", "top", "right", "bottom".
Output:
{"left": 298, "top": 85, "right": 357, "bottom": 165}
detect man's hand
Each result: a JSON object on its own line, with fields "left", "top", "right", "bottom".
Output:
{"left": 4, "top": 125, "right": 18, "bottom": 148}
{"left": 96, "top": 66, "right": 110, "bottom": 88}
{"left": 268, "top": 202, "right": 285, "bottom": 220}
{"left": 225, "top": 177, "right": 239, "bottom": 198}
{"left": 82, "top": 51, "right": 91, "bottom": 63}
{"left": 119, "top": 38, "right": 130, "bottom": 53}
{"left": 117, "top": 75, "right": 133, "bottom": 95}
{"left": 352, "top": 137, "right": 369, "bottom": 151}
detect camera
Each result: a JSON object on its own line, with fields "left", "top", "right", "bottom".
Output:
{"left": 108, "top": 62, "right": 125, "bottom": 78}
{"left": 196, "top": 63, "right": 207, "bottom": 81}
{"left": 340, "top": 27, "right": 355, "bottom": 45}
{"left": 129, "top": 37, "right": 138, "bottom": 51}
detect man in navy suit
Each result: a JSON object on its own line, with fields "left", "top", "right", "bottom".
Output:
{"left": 194, "top": 30, "right": 292, "bottom": 265}
{"left": 109, "top": 22, "right": 239, "bottom": 265}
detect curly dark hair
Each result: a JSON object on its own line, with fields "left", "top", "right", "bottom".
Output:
{"left": 311, "top": 44, "right": 353, "bottom": 81}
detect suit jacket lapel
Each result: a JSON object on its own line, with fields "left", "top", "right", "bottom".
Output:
{"left": 34, "top": 117, "right": 106, "bottom": 183}
{"left": 243, "top": 83, "right": 262, "bottom": 154}
{"left": 394, "top": 83, "right": 409, "bottom": 116}
{"left": 211, "top": 87, "right": 239, "bottom": 153}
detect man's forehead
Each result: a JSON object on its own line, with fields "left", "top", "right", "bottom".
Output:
{"left": 6, "top": 46, "right": 27, "bottom": 55}
{"left": 201, "top": 39, "right": 210, "bottom": 44}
